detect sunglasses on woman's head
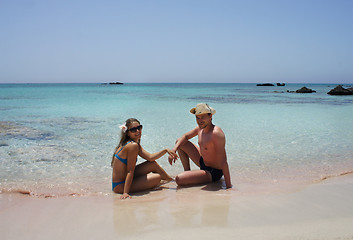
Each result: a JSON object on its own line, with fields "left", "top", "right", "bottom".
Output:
{"left": 127, "top": 125, "right": 143, "bottom": 133}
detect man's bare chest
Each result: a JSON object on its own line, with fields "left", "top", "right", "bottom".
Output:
{"left": 198, "top": 132, "right": 213, "bottom": 151}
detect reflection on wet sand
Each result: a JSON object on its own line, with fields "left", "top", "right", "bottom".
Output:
{"left": 112, "top": 182, "right": 231, "bottom": 238}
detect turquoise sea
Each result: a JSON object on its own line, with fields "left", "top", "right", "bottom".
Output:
{"left": 1, "top": 83, "right": 353, "bottom": 196}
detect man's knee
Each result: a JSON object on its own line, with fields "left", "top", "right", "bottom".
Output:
{"left": 175, "top": 174, "right": 188, "bottom": 186}
{"left": 175, "top": 175, "right": 182, "bottom": 185}
{"left": 177, "top": 140, "right": 190, "bottom": 152}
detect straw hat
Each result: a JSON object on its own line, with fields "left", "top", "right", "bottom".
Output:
{"left": 190, "top": 103, "right": 216, "bottom": 115}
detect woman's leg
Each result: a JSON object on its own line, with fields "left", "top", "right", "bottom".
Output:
{"left": 113, "top": 173, "right": 161, "bottom": 194}
{"left": 130, "top": 160, "right": 173, "bottom": 192}
{"left": 130, "top": 173, "right": 162, "bottom": 193}
{"left": 134, "top": 161, "right": 172, "bottom": 181}
{"left": 177, "top": 140, "right": 201, "bottom": 170}
{"left": 114, "top": 161, "right": 172, "bottom": 194}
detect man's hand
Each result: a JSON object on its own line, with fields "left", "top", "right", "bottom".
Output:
{"left": 167, "top": 149, "right": 178, "bottom": 165}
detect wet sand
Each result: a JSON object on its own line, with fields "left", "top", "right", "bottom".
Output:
{"left": 1, "top": 174, "right": 353, "bottom": 240}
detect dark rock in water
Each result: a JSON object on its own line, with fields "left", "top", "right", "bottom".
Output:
{"left": 257, "top": 83, "right": 275, "bottom": 86}
{"left": 109, "top": 82, "right": 123, "bottom": 85}
{"left": 327, "top": 85, "right": 353, "bottom": 95}
{"left": 276, "top": 83, "right": 285, "bottom": 86}
{"left": 0, "top": 121, "right": 55, "bottom": 140}
{"left": 0, "top": 142, "right": 9, "bottom": 147}
{"left": 296, "top": 87, "right": 316, "bottom": 93}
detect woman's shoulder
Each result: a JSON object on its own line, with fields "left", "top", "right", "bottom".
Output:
{"left": 126, "top": 141, "right": 139, "bottom": 151}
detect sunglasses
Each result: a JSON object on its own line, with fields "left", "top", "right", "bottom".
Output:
{"left": 127, "top": 125, "right": 143, "bottom": 133}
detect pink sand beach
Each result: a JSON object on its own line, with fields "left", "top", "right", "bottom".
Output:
{"left": 1, "top": 174, "right": 353, "bottom": 240}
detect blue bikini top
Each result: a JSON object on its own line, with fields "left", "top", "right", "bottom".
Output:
{"left": 114, "top": 141, "right": 132, "bottom": 165}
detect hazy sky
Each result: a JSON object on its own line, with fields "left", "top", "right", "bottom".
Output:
{"left": 1, "top": 0, "right": 352, "bottom": 84}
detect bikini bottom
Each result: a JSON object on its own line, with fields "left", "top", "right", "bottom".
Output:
{"left": 112, "top": 180, "right": 125, "bottom": 191}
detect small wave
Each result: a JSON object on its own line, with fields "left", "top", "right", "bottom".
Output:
{"left": 318, "top": 171, "right": 353, "bottom": 182}
{"left": 0, "top": 188, "right": 81, "bottom": 198}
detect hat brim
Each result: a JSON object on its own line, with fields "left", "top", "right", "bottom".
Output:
{"left": 190, "top": 107, "right": 196, "bottom": 114}
{"left": 189, "top": 107, "right": 216, "bottom": 115}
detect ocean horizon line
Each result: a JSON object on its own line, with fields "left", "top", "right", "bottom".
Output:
{"left": 1, "top": 82, "right": 352, "bottom": 85}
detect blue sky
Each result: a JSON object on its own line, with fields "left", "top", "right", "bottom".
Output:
{"left": 1, "top": 0, "right": 352, "bottom": 84}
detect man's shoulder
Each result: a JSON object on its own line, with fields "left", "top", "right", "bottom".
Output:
{"left": 213, "top": 125, "right": 225, "bottom": 135}
{"left": 212, "top": 125, "right": 225, "bottom": 140}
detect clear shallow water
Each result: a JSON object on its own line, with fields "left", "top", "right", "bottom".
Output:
{"left": 0, "top": 83, "right": 352, "bottom": 196}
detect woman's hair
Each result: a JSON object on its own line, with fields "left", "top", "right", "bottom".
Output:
{"left": 111, "top": 118, "right": 141, "bottom": 166}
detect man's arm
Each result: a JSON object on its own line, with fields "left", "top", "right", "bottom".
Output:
{"left": 222, "top": 161, "right": 232, "bottom": 189}
{"left": 213, "top": 127, "right": 232, "bottom": 188}
{"left": 168, "top": 127, "right": 199, "bottom": 165}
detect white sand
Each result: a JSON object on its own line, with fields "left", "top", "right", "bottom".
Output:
{"left": 1, "top": 174, "right": 353, "bottom": 240}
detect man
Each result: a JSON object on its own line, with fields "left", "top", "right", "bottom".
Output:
{"left": 169, "top": 103, "right": 232, "bottom": 189}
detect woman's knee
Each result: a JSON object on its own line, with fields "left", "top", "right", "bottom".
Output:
{"left": 140, "top": 160, "right": 158, "bottom": 170}
{"left": 147, "top": 161, "right": 160, "bottom": 170}
{"left": 149, "top": 173, "right": 162, "bottom": 185}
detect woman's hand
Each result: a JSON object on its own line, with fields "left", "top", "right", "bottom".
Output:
{"left": 120, "top": 193, "right": 132, "bottom": 200}
{"left": 166, "top": 149, "right": 178, "bottom": 165}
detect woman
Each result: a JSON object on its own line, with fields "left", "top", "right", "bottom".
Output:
{"left": 111, "top": 118, "right": 176, "bottom": 199}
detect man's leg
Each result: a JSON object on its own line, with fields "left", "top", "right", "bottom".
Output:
{"left": 175, "top": 170, "right": 212, "bottom": 186}
{"left": 175, "top": 140, "right": 212, "bottom": 186}
{"left": 177, "top": 140, "right": 201, "bottom": 170}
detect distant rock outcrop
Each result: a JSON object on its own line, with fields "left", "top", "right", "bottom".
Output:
{"left": 327, "top": 85, "right": 353, "bottom": 95}
{"left": 276, "top": 83, "right": 285, "bottom": 86}
{"left": 257, "top": 83, "right": 275, "bottom": 86}
{"left": 109, "top": 82, "right": 123, "bottom": 85}
{"left": 296, "top": 87, "right": 316, "bottom": 93}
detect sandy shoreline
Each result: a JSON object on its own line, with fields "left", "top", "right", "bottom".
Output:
{"left": 1, "top": 174, "right": 353, "bottom": 240}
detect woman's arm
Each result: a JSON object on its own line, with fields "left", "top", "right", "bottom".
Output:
{"left": 121, "top": 143, "right": 139, "bottom": 199}
{"left": 138, "top": 147, "right": 177, "bottom": 162}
